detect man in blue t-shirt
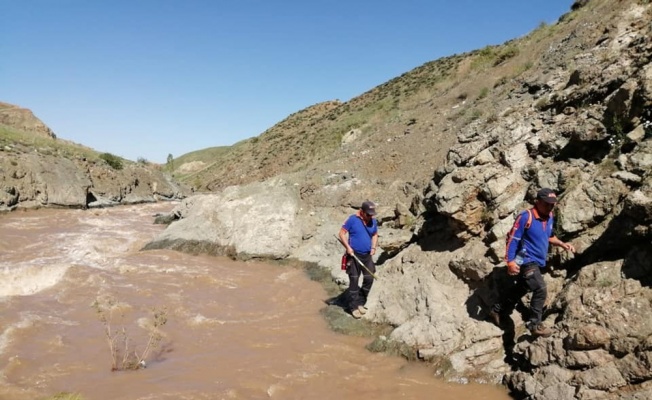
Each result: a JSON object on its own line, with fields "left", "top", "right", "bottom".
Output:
{"left": 338, "top": 200, "right": 379, "bottom": 319}
{"left": 490, "top": 188, "right": 575, "bottom": 337}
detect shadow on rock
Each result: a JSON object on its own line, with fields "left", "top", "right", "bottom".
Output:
{"left": 464, "top": 266, "right": 535, "bottom": 371}
{"left": 565, "top": 209, "right": 651, "bottom": 287}
{"left": 417, "top": 213, "right": 466, "bottom": 253}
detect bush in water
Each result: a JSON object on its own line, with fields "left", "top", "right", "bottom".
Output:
{"left": 91, "top": 296, "right": 168, "bottom": 371}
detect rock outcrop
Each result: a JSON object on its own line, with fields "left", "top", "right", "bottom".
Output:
{"left": 0, "top": 151, "right": 186, "bottom": 211}
{"left": 0, "top": 104, "right": 187, "bottom": 211}
{"left": 0, "top": 102, "right": 56, "bottom": 139}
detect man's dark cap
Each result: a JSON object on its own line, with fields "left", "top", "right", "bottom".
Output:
{"left": 361, "top": 200, "right": 377, "bottom": 216}
{"left": 536, "top": 188, "right": 558, "bottom": 204}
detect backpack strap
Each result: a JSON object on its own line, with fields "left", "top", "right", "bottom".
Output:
{"left": 525, "top": 209, "right": 533, "bottom": 230}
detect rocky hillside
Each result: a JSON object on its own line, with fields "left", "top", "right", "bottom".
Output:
{"left": 150, "top": 0, "right": 652, "bottom": 398}
{"left": 0, "top": 102, "right": 56, "bottom": 139}
{"left": 0, "top": 106, "right": 188, "bottom": 211}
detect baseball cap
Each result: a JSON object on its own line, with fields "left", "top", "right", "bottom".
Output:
{"left": 536, "top": 188, "right": 558, "bottom": 204}
{"left": 361, "top": 200, "right": 377, "bottom": 216}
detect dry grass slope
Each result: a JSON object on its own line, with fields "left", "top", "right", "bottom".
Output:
{"left": 172, "top": 1, "right": 603, "bottom": 192}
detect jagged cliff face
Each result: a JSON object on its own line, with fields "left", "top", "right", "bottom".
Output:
{"left": 424, "top": 0, "right": 652, "bottom": 265}
{"left": 0, "top": 105, "right": 188, "bottom": 211}
{"left": 152, "top": 0, "right": 652, "bottom": 398}
{"left": 405, "top": 0, "right": 652, "bottom": 397}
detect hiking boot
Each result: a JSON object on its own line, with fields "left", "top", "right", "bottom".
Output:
{"left": 351, "top": 309, "right": 363, "bottom": 319}
{"left": 529, "top": 323, "right": 552, "bottom": 338}
{"left": 358, "top": 305, "right": 368, "bottom": 315}
{"left": 488, "top": 310, "right": 501, "bottom": 327}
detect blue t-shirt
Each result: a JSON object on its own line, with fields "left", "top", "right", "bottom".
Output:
{"left": 342, "top": 214, "right": 378, "bottom": 254}
{"left": 506, "top": 209, "right": 554, "bottom": 267}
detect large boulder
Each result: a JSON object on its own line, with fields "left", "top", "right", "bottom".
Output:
{"left": 148, "top": 179, "right": 303, "bottom": 258}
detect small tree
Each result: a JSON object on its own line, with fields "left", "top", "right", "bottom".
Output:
{"left": 166, "top": 153, "right": 174, "bottom": 171}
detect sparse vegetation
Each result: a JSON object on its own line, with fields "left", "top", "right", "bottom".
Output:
{"left": 166, "top": 153, "right": 174, "bottom": 171}
{"left": 494, "top": 45, "right": 520, "bottom": 66}
{"left": 535, "top": 96, "right": 552, "bottom": 111}
{"left": 366, "top": 336, "right": 418, "bottom": 361}
{"left": 99, "top": 152, "right": 124, "bottom": 170}
{"left": 46, "top": 393, "right": 84, "bottom": 400}
{"left": 597, "top": 158, "right": 619, "bottom": 176}
{"left": 0, "top": 124, "right": 99, "bottom": 161}
{"left": 605, "top": 114, "right": 630, "bottom": 156}
{"left": 529, "top": 20, "right": 558, "bottom": 42}
{"left": 471, "top": 46, "right": 498, "bottom": 70}
{"left": 92, "top": 296, "right": 168, "bottom": 371}
{"left": 471, "top": 44, "right": 520, "bottom": 70}
{"left": 480, "top": 207, "right": 494, "bottom": 225}
{"left": 514, "top": 61, "right": 534, "bottom": 76}
{"left": 643, "top": 109, "right": 652, "bottom": 137}
{"left": 493, "top": 76, "right": 509, "bottom": 88}
{"left": 469, "top": 109, "right": 483, "bottom": 122}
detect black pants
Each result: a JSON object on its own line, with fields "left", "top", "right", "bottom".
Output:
{"left": 346, "top": 252, "right": 375, "bottom": 311}
{"left": 492, "top": 262, "right": 547, "bottom": 327}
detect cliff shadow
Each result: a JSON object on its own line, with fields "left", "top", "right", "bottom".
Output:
{"left": 562, "top": 209, "right": 651, "bottom": 287}
{"left": 465, "top": 266, "right": 531, "bottom": 368}
{"left": 416, "top": 212, "right": 465, "bottom": 252}
{"left": 464, "top": 266, "right": 529, "bottom": 322}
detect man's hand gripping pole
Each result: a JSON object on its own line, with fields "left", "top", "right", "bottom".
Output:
{"left": 334, "top": 235, "right": 378, "bottom": 280}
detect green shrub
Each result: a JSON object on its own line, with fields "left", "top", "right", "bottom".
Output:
{"left": 99, "top": 153, "right": 123, "bottom": 170}
{"left": 471, "top": 46, "right": 497, "bottom": 70}
{"left": 493, "top": 45, "right": 520, "bottom": 66}
{"left": 47, "top": 393, "right": 83, "bottom": 400}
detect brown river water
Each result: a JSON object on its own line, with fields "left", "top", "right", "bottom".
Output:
{"left": 0, "top": 203, "right": 511, "bottom": 400}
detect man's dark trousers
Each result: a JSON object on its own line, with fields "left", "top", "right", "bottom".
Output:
{"left": 346, "top": 252, "right": 375, "bottom": 311}
{"left": 492, "top": 262, "right": 547, "bottom": 327}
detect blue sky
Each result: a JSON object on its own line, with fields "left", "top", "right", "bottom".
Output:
{"left": 2, "top": 0, "right": 573, "bottom": 163}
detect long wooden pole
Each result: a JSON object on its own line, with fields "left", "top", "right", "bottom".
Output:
{"left": 335, "top": 235, "right": 378, "bottom": 279}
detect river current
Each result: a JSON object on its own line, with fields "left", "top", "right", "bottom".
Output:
{"left": 0, "top": 202, "right": 510, "bottom": 400}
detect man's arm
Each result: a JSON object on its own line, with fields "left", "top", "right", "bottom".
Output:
{"left": 338, "top": 227, "right": 354, "bottom": 255}
{"left": 549, "top": 236, "right": 575, "bottom": 253}
{"left": 371, "top": 233, "right": 378, "bottom": 256}
{"left": 505, "top": 212, "right": 527, "bottom": 275}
